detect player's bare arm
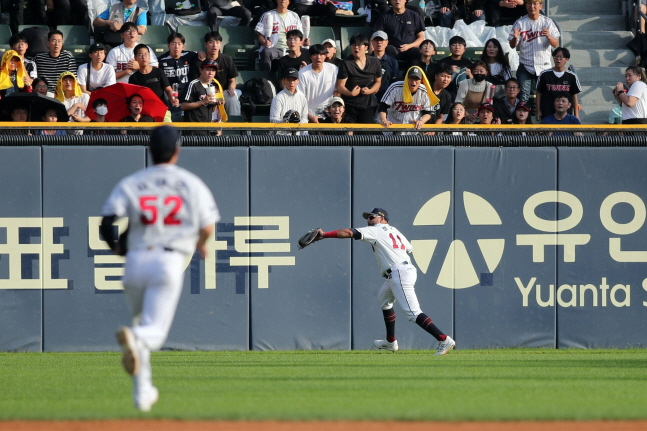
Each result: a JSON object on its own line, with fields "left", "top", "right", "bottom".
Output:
{"left": 196, "top": 224, "right": 214, "bottom": 259}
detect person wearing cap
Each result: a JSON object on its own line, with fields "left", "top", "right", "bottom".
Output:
{"left": 298, "top": 44, "right": 338, "bottom": 123}
{"left": 336, "top": 33, "right": 382, "bottom": 124}
{"left": 77, "top": 43, "right": 117, "bottom": 94}
{"left": 182, "top": 59, "right": 226, "bottom": 135}
{"left": 493, "top": 77, "right": 520, "bottom": 125}
{"left": 106, "top": 22, "right": 159, "bottom": 84}
{"left": 270, "top": 67, "right": 309, "bottom": 134}
{"left": 378, "top": 67, "right": 433, "bottom": 135}
{"left": 272, "top": 29, "right": 312, "bottom": 89}
{"left": 322, "top": 39, "right": 342, "bottom": 68}
{"left": 370, "top": 31, "right": 399, "bottom": 104}
{"left": 34, "top": 30, "right": 78, "bottom": 94}
{"left": 311, "top": 208, "right": 456, "bottom": 356}
{"left": 476, "top": 103, "right": 501, "bottom": 135}
{"left": 319, "top": 97, "right": 352, "bottom": 135}
{"left": 512, "top": 101, "right": 533, "bottom": 130}
{"left": 372, "top": 0, "right": 426, "bottom": 62}
{"left": 101, "top": 125, "right": 220, "bottom": 412}
{"left": 93, "top": 0, "right": 148, "bottom": 37}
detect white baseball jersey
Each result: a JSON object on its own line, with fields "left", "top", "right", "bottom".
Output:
{"left": 101, "top": 164, "right": 220, "bottom": 255}
{"left": 254, "top": 10, "right": 303, "bottom": 52}
{"left": 381, "top": 81, "right": 432, "bottom": 125}
{"left": 354, "top": 223, "right": 413, "bottom": 276}
{"left": 106, "top": 44, "right": 159, "bottom": 83}
{"left": 508, "top": 15, "right": 560, "bottom": 75}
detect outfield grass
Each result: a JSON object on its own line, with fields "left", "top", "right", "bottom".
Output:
{"left": 1, "top": 349, "right": 645, "bottom": 421}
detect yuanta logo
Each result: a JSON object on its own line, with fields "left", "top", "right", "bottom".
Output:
{"left": 410, "top": 191, "right": 505, "bottom": 289}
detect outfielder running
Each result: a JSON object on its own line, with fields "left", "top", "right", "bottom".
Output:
{"left": 100, "top": 125, "right": 220, "bottom": 411}
{"left": 313, "top": 208, "right": 455, "bottom": 355}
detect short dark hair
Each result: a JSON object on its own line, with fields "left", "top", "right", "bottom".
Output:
{"left": 168, "top": 32, "right": 185, "bottom": 44}
{"left": 553, "top": 92, "right": 572, "bottom": 104}
{"left": 120, "top": 22, "right": 138, "bottom": 34}
{"left": 286, "top": 29, "right": 303, "bottom": 40}
{"left": 552, "top": 47, "right": 570, "bottom": 59}
{"left": 309, "top": 44, "right": 327, "bottom": 56}
{"left": 133, "top": 44, "right": 149, "bottom": 56}
{"left": 33, "top": 76, "right": 48, "bottom": 88}
{"left": 435, "top": 63, "right": 454, "bottom": 77}
{"left": 204, "top": 31, "right": 222, "bottom": 43}
{"left": 449, "top": 36, "right": 466, "bottom": 47}
{"left": 48, "top": 30, "right": 64, "bottom": 41}
{"left": 471, "top": 60, "right": 490, "bottom": 74}
{"left": 127, "top": 94, "right": 144, "bottom": 105}
{"left": 420, "top": 39, "right": 436, "bottom": 50}
{"left": 349, "top": 33, "right": 369, "bottom": 47}
{"left": 505, "top": 77, "right": 520, "bottom": 87}
{"left": 9, "top": 33, "right": 28, "bottom": 46}
{"left": 92, "top": 98, "right": 108, "bottom": 109}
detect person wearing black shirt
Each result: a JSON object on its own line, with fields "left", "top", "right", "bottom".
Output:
{"left": 120, "top": 94, "right": 155, "bottom": 135}
{"left": 372, "top": 0, "right": 425, "bottom": 63}
{"left": 181, "top": 59, "right": 222, "bottom": 136}
{"left": 159, "top": 32, "right": 199, "bottom": 122}
{"left": 271, "top": 29, "right": 311, "bottom": 89}
{"left": 437, "top": 36, "right": 474, "bottom": 99}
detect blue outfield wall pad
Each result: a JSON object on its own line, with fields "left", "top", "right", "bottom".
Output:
{"left": 352, "top": 147, "right": 455, "bottom": 351}
{"left": 453, "top": 148, "right": 558, "bottom": 349}
{"left": 249, "top": 147, "right": 352, "bottom": 350}
{"left": 556, "top": 148, "right": 647, "bottom": 348}
{"left": 0, "top": 147, "right": 43, "bottom": 352}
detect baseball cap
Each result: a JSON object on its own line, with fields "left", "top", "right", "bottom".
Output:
{"left": 282, "top": 68, "right": 299, "bottom": 79}
{"left": 362, "top": 208, "right": 389, "bottom": 222}
{"left": 515, "top": 101, "right": 531, "bottom": 112}
{"left": 149, "top": 126, "right": 181, "bottom": 163}
{"left": 478, "top": 103, "right": 495, "bottom": 114}
{"left": 322, "top": 39, "right": 336, "bottom": 47}
{"left": 89, "top": 43, "right": 106, "bottom": 53}
{"left": 407, "top": 67, "right": 423, "bottom": 80}
{"left": 329, "top": 96, "right": 344, "bottom": 107}
{"left": 371, "top": 31, "right": 388, "bottom": 41}
{"left": 201, "top": 59, "right": 219, "bottom": 69}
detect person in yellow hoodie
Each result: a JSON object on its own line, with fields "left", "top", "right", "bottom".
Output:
{"left": 55, "top": 71, "right": 90, "bottom": 124}
{"left": 0, "top": 50, "right": 32, "bottom": 98}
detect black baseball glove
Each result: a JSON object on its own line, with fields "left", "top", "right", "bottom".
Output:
{"left": 283, "top": 110, "right": 301, "bottom": 123}
{"left": 298, "top": 227, "right": 321, "bottom": 250}
{"left": 117, "top": 227, "right": 129, "bottom": 256}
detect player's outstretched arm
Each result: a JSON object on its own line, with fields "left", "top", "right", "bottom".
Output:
{"left": 196, "top": 224, "right": 215, "bottom": 259}
{"left": 316, "top": 228, "right": 354, "bottom": 240}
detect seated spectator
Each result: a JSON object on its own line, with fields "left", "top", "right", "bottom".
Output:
{"left": 129, "top": 44, "right": 179, "bottom": 122}
{"left": 407, "top": 39, "right": 436, "bottom": 84}
{"left": 476, "top": 103, "right": 501, "bottom": 136}
{"left": 372, "top": 0, "right": 425, "bottom": 62}
{"left": 204, "top": 0, "right": 253, "bottom": 30}
{"left": 77, "top": 43, "right": 117, "bottom": 94}
{"left": 536, "top": 47, "right": 582, "bottom": 122}
{"left": 486, "top": 0, "right": 525, "bottom": 27}
{"left": 323, "top": 39, "right": 342, "bottom": 67}
{"left": 493, "top": 77, "right": 520, "bottom": 124}
{"left": 370, "top": 31, "right": 399, "bottom": 103}
{"left": 55, "top": 72, "right": 90, "bottom": 135}
{"left": 269, "top": 68, "right": 309, "bottom": 134}
{"left": 444, "top": 102, "right": 468, "bottom": 135}
{"left": 298, "top": 44, "right": 338, "bottom": 123}
{"left": 541, "top": 92, "right": 582, "bottom": 135}
{"left": 437, "top": 36, "right": 473, "bottom": 99}
{"left": 480, "top": 38, "right": 512, "bottom": 89}
{"left": 429, "top": 63, "right": 454, "bottom": 125}
{"left": 120, "top": 94, "right": 155, "bottom": 134}
{"left": 0, "top": 50, "right": 32, "bottom": 98}
{"left": 89, "top": 98, "right": 118, "bottom": 135}
{"left": 336, "top": 33, "right": 382, "bottom": 124}
{"left": 189, "top": 31, "right": 241, "bottom": 117}
{"left": 290, "top": 0, "right": 336, "bottom": 26}
{"left": 9, "top": 34, "right": 37, "bottom": 80}
{"left": 40, "top": 108, "right": 67, "bottom": 136}
{"left": 32, "top": 77, "right": 55, "bottom": 98}
{"left": 159, "top": 33, "right": 200, "bottom": 122}
{"left": 440, "top": 0, "right": 486, "bottom": 28}
{"left": 614, "top": 66, "right": 647, "bottom": 125}
{"left": 181, "top": 59, "right": 227, "bottom": 135}
{"left": 255, "top": 0, "right": 307, "bottom": 73}
{"left": 512, "top": 101, "right": 532, "bottom": 129}
{"left": 106, "top": 23, "right": 159, "bottom": 84}
{"left": 368, "top": 0, "right": 426, "bottom": 29}
{"left": 93, "top": 0, "right": 148, "bottom": 45}
{"left": 9, "top": 106, "right": 31, "bottom": 135}
{"left": 378, "top": 67, "right": 432, "bottom": 135}
{"left": 455, "top": 61, "right": 493, "bottom": 123}
{"left": 319, "top": 97, "right": 352, "bottom": 135}
{"left": 34, "top": 31, "right": 78, "bottom": 94}
{"left": 272, "top": 29, "right": 312, "bottom": 88}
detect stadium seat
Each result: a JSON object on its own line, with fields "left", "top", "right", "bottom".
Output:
{"left": 220, "top": 26, "right": 257, "bottom": 71}
{"left": 148, "top": 44, "right": 168, "bottom": 56}
{"left": 340, "top": 26, "right": 373, "bottom": 57}
{"left": 177, "top": 25, "right": 211, "bottom": 52}
{"left": 433, "top": 47, "right": 449, "bottom": 61}
{"left": 308, "top": 26, "right": 335, "bottom": 46}
{"left": 0, "top": 45, "right": 9, "bottom": 57}
{"left": 0, "top": 25, "right": 12, "bottom": 45}
{"left": 58, "top": 25, "right": 91, "bottom": 62}
{"left": 465, "top": 47, "right": 484, "bottom": 62}
{"left": 140, "top": 25, "right": 171, "bottom": 46}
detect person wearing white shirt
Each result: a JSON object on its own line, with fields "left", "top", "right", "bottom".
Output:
{"left": 77, "top": 43, "right": 117, "bottom": 93}
{"left": 614, "top": 65, "right": 647, "bottom": 124}
{"left": 106, "top": 22, "right": 159, "bottom": 83}
{"left": 298, "top": 44, "right": 338, "bottom": 123}
{"left": 270, "top": 68, "right": 309, "bottom": 135}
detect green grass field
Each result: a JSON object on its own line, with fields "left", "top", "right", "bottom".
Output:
{"left": 1, "top": 349, "right": 646, "bottom": 421}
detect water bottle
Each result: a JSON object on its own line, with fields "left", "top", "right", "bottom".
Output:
{"left": 419, "top": 0, "right": 425, "bottom": 12}
{"left": 486, "top": 84, "right": 496, "bottom": 104}
{"left": 301, "top": 15, "right": 310, "bottom": 41}
{"left": 172, "top": 83, "right": 179, "bottom": 99}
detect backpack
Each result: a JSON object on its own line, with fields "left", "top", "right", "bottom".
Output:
{"left": 243, "top": 77, "right": 276, "bottom": 105}
{"left": 452, "top": 67, "right": 468, "bottom": 90}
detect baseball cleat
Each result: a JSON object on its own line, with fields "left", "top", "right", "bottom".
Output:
{"left": 116, "top": 326, "right": 140, "bottom": 376}
{"left": 135, "top": 386, "right": 159, "bottom": 412}
{"left": 374, "top": 339, "right": 399, "bottom": 352}
{"left": 434, "top": 335, "right": 456, "bottom": 356}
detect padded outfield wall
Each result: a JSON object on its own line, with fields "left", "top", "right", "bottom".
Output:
{"left": 1, "top": 144, "right": 647, "bottom": 352}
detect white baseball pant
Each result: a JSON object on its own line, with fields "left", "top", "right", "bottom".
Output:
{"left": 378, "top": 262, "right": 422, "bottom": 322}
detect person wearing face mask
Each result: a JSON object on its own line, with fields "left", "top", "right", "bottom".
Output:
{"left": 89, "top": 98, "right": 117, "bottom": 135}
{"left": 455, "top": 61, "right": 494, "bottom": 123}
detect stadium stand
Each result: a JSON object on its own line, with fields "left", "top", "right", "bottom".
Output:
{"left": 177, "top": 25, "right": 211, "bottom": 52}
{"left": 220, "top": 26, "right": 257, "bottom": 71}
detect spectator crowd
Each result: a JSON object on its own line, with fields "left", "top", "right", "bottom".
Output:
{"left": 1, "top": 0, "right": 645, "bottom": 134}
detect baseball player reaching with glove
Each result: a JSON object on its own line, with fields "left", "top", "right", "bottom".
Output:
{"left": 100, "top": 125, "right": 220, "bottom": 411}
{"left": 307, "top": 208, "right": 455, "bottom": 355}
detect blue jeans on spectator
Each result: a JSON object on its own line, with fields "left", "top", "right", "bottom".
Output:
{"left": 516, "top": 63, "right": 537, "bottom": 103}
{"left": 439, "top": 8, "right": 486, "bottom": 28}
{"left": 146, "top": 0, "right": 166, "bottom": 26}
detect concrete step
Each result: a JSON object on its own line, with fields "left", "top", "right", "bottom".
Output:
{"left": 562, "top": 31, "right": 634, "bottom": 50}
{"left": 578, "top": 85, "right": 617, "bottom": 105}
{"left": 575, "top": 66, "right": 628, "bottom": 85}
{"left": 552, "top": 14, "right": 626, "bottom": 32}
{"left": 578, "top": 104, "right": 615, "bottom": 124}
{"left": 568, "top": 49, "right": 635, "bottom": 67}
{"left": 549, "top": 0, "right": 622, "bottom": 16}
